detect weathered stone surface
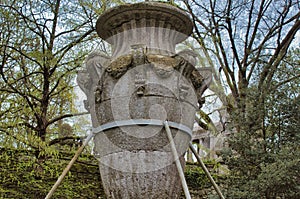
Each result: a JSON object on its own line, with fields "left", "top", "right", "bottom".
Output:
{"left": 98, "top": 62, "right": 198, "bottom": 106}
{"left": 96, "top": 2, "right": 193, "bottom": 40}
{"left": 77, "top": 2, "right": 210, "bottom": 199}
{"left": 99, "top": 156, "right": 185, "bottom": 199}
{"left": 93, "top": 59, "right": 197, "bottom": 198}
{"left": 96, "top": 2, "right": 193, "bottom": 58}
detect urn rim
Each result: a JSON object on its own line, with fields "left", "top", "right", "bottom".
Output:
{"left": 96, "top": 2, "right": 193, "bottom": 43}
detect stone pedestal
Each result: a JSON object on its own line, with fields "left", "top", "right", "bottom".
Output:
{"left": 77, "top": 2, "right": 209, "bottom": 199}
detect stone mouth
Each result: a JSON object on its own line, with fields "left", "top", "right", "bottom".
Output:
{"left": 96, "top": 2, "right": 193, "bottom": 42}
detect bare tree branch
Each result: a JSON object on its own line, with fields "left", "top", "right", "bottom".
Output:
{"left": 47, "top": 112, "right": 89, "bottom": 127}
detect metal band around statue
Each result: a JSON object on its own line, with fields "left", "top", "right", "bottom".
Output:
{"left": 92, "top": 119, "right": 193, "bottom": 137}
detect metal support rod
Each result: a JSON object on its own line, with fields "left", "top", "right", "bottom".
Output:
{"left": 189, "top": 143, "right": 225, "bottom": 199}
{"left": 164, "top": 121, "right": 191, "bottom": 199}
{"left": 45, "top": 132, "right": 95, "bottom": 199}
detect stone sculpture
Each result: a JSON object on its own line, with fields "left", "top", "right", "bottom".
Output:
{"left": 77, "top": 2, "right": 210, "bottom": 198}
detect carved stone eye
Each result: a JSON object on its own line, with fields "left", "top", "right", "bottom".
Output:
{"left": 106, "top": 67, "right": 112, "bottom": 72}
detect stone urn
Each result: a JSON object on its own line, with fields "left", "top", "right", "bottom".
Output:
{"left": 77, "top": 2, "right": 209, "bottom": 198}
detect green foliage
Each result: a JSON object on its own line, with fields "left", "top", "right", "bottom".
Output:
{"left": 0, "top": 148, "right": 106, "bottom": 199}
{"left": 255, "top": 151, "right": 300, "bottom": 198}
{"left": 185, "top": 161, "right": 224, "bottom": 190}
{"left": 0, "top": 0, "right": 106, "bottom": 197}
{"left": 221, "top": 48, "right": 300, "bottom": 198}
{"left": 182, "top": 0, "right": 299, "bottom": 197}
{"left": 222, "top": 132, "right": 300, "bottom": 198}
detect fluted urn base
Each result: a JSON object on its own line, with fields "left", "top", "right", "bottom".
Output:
{"left": 99, "top": 153, "right": 185, "bottom": 199}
